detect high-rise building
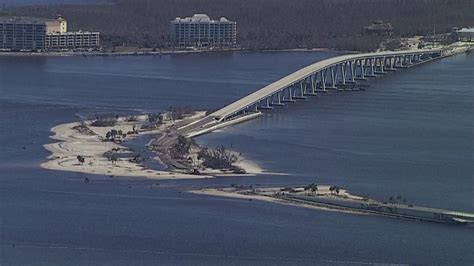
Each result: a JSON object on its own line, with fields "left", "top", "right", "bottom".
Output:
{"left": 0, "top": 17, "right": 47, "bottom": 51}
{"left": 1, "top": 16, "right": 100, "bottom": 52}
{"left": 170, "top": 14, "right": 237, "bottom": 48}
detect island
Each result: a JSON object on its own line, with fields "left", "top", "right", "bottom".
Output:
{"left": 42, "top": 109, "right": 268, "bottom": 179}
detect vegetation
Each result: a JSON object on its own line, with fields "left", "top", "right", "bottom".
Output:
{"left": 147, "top": 113, "right": 163, "bottom": 124}
{"left": 105, "top": 129, "right": 126, "bottom": 143}
{"left": 198, "top": 145, "right": 238, "bottom": 170}
{"left": 169, "top": 106, "right": 193, "bottom": 120}
{"left": 169, "top": 135, "right": 193, "bottom": 159}
{"left": 72, "top": 121, "right": 96, "bottom": 135}
{"left": 76, "top": 155, "right": 85, "bottom": 165}
{"left": 90, "top": 116, "right": 117, "bottom": 127}
{"left": 304, "top": 183, "right": 318, "bottom": 192}
{"left": 329, "top": 185, "right": 340, "bottom": 195}
{"left": 4, "top": 0, "right": 473, "bottom": 51}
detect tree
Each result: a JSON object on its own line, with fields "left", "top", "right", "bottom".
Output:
{"left": 170, "top": 135, "right": 192, "bottom": 159}
{"left": 76, "top": 155, "right": 85, "bottom": 165}
{"left": 110, "top": 154, "right": 118, "bottom": 164}
{"left": 304, "top": 183, "right": 318, "bottom": 192}
{"left": 197, "top": 146, "right": 238, "bottom": 169}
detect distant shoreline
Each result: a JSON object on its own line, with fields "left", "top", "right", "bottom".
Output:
{"left": 0, "top": 47, "right": 356, "bottom": 57}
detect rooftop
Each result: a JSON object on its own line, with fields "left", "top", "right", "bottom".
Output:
{"left": 364, "top": 20, "right": 394, "bottom": 31}
{"left": 457, "top": 27, "right": 474, "bottom": 33}
{"left": 172, "top": 14, "right": 234, "bottom": 23}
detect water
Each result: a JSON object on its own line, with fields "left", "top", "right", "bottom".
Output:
{"left": 0, "top": 51, "right": 473, "bottom": 265}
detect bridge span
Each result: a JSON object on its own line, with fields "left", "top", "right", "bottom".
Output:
{"left": 178, "top": 47, "right": 470, "bottom": 138}
{"left": 209, "top": 48, "right": 447, "bottom": 122}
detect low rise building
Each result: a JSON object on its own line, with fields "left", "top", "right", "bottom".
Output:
{"left": 364, "top": 20, "right": 394, "bottom": 36}
{"left": 170, "top": 14, "right": 237, "bottom": 48}
{"left": 46, "top": 31, "right": 100, "bottom": 50}
{"left": 452, "top": 27, "right": 474, "bottom": 42}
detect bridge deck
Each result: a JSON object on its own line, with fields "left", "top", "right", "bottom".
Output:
{"left": 210, "top": 49, "right": 443, "bottom": 121}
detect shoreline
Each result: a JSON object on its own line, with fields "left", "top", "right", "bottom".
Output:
{"left": 0, "top": 47, "right": 356, "bottom": 57}
{"left": 191, "top": 186, "right": 474, "bottom": 224}
{"left": 190, "top": 186, "right": 368, "bottom": 216}
{"left": 42, "top": 112, "right": 270, "bottom": 179}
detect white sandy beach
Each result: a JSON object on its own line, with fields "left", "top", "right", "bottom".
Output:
{"left": 41, "top": 113, "right": 270, "bottom": 179}
{"left": 41, "top": 120, "right": 206, "bottom": 179}
{"left": 191, "top": 186, "right": 366, "bottom": 215}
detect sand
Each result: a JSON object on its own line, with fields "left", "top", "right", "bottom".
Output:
{"left": 41, "top": 116, "right": 210, "bottom": 179}
{"left": 190, "top": 186, "right": 367, "bottom": 215}
{"left": 41, "top": 113, "right": 273, "bottom": 179}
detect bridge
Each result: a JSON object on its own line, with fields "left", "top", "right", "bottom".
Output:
{"left": 153, "top": 47, "right": 465, "bottom": 169}
{"left": 209, "top": 48, "right": 448, "bottom": 122}
{"left": 179, "top": 48, "right": 456, "bottom": 138}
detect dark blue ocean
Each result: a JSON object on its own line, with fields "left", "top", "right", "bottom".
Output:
{"left": 1, "top": 51, "right": 473, "bottom": 265}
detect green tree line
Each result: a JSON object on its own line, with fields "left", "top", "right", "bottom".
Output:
{"left": 2, "top": 0, "right": 473, "bottom": 51}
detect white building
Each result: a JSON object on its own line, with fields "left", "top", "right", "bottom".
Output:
{"left": 455, "top": 28, "right": 474, "bottom": 42}
{"left": 44, "top": 15, "right": 100, "bottom": 50}
{"left": 45, "top": 15, "right": 67, "bottom": 34}
{"left": 46, "top": 31, "right": 100, "bottom": 50}
{"left": 170, "top": 14, "right": 237, "bottom": 48}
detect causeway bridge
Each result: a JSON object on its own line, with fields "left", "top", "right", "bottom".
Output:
{"left": 153, "top": 47, "right": 468, "bottom": 169}
{"left": 210, "top": 48, "right": 447, "bottom": 122}
{"left": 181, "top": 48, "right": 457, "bottom": 137}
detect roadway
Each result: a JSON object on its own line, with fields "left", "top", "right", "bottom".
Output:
{"left": 209, "top": 48, "right": 444, "bottom": 121}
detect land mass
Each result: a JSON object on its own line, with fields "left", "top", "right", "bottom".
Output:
{"left": 2, "top": 0, "right": 473, "bottom": 51}
{"left": 192, "top": 185, "right": 474, "bottom": 225}
{"left": 42, "top": 111, "right": 270, "bottom": 179}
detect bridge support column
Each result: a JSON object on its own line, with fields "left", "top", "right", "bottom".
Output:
{"left": 366, "top": 58, "right": 376, "bottom": 77}
{"left": 310, "top": 74, "right": 317, "bottom": 94}
{"left": 350, "top": 61, "right": 355, "bottom": 83}
{"left": 270, "top": 92, "right": 284, "bottom": 106}
{"left": 354, "top": 59, "right": 366, "bottom": 80}
{"left": 305, "top": 76, "right": 317, "bottom": 96}
{"left": 282, "top": 87, "right": 295, "bottom": 103}
{"left": 340, "top": 63, "right": 346, "bottom": 85}
{"left": 321, "top": 70, "right": 327, "bottom": 92}
{"left": 329, "top": 67, "right": 337, "bottom": 89}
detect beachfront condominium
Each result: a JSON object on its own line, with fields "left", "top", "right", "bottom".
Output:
{"left": 170, "top": 14, "right": 237, "bottom": 48}
{"left": 1, "top": 15, "right": 100, "bottom": 52}
{"left": 0, "top": 17, "right": 47, "bottom": 51}
{"left": 46, "top": 31, "right": 100, "bottom": 50}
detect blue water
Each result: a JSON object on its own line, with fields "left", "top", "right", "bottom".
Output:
{"left": 1, "top": 51, "right": 473, "bottom": 265}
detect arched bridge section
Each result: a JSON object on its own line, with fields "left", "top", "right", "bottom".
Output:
{"left": 209, "top": 49, "right": 447, "bottom": 122}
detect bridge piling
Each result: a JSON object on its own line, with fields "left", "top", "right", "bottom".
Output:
{"left": 207, "top": 48, "right": 451, "bottom": 123}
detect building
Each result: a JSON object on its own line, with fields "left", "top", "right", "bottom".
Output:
{"left": 363, "top": 20, "right": 394, "bottom": 36}
{"left": 0, "top": 16, "right": 47, "bottom": 51}
{"left": 46, "top": 31, "right": 100, "bottom": 50}
{"left": 45, "top": 15, "right": 67, "bottom": 34}
{"left": 452, "top": 27, "right": 474, "bottom": 42}
{"left": 1, "top": 15, "right": 100, "bottom": 52}
{"left": 170, "top": 14, "right": 237, "bottom": 48}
